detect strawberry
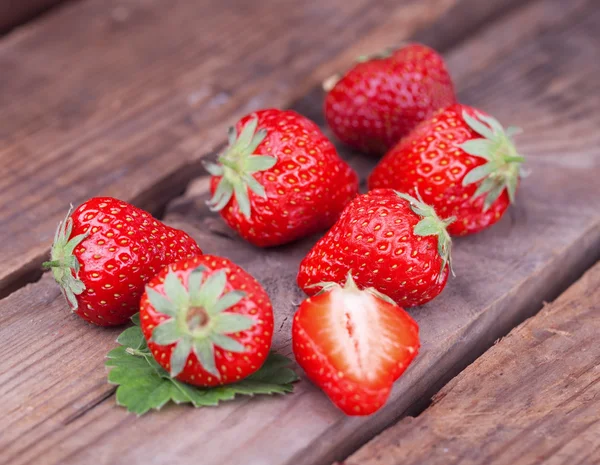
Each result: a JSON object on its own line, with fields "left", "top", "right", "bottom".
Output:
{"left": 44, "top": 197, "right": 202, "bottom": 326}
{"left": 140, "top": 255, "right": 274, "bottom": 386}
{"left": 324, "top": 43, "right": 455, "bottom": 156}
{"left": 204, "top": 108, "right": 358, "bottom": 247}
{"left": 368, "top": 104, "right": 525, "bottom": 235}
{"left": 297, "top": 189, "right": 453, "bottom": 307}
{"left": 293, "top": 273, "right": 419, "bottom": 415}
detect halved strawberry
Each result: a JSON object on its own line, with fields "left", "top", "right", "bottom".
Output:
{"left": 292, "top": 273, "right": 420, "bottom": 416}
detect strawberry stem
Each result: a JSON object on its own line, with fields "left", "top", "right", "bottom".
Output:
{"left": 125, "top": 347, "right": 147, "bottom": 357}
{"left": 205, "top": 117, "right": 276, "bottom": 219}
{"left": 45, "top": 205, "right": 89, "bottom": 310}
{"left": 395, "top": 190, "right": 454, "bottom": 279}
{"left": 460, "top": 110, "right": 526, "bottom": 210}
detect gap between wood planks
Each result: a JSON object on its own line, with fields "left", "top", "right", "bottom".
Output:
{"left": 0, "top": 0, "right": 529, "bottom": 301}
{"left": 0, "top": 0, "right": 77, "bottom": 35}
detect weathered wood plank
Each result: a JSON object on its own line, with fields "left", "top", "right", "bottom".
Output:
{"left": 1, "top": 1, "right": 598, "bottom": 465}
{"left": 344, "top": 260, "right": 600, "bottom": 465}
{"left": 0, "top": 0, "right": 494, "bottom": 297}
{"left": 0, "top": 0, "right": 69, "bottom": 34}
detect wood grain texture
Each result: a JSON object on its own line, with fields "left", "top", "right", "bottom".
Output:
{"left": 345, "top": 261, "right": 600, "bottom": 465}
{"left": 1, "top": 0, "right": 599, "bottom": 465}
{"left": 0, "top": 0, "right": 495, "bottom": 297}
{"left": 0, "top": 0, "right": 69, "bottom": 34}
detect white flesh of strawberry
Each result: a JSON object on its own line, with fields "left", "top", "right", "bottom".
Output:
{"left": 324, "top": 287, "right": 408, "bottom": 385}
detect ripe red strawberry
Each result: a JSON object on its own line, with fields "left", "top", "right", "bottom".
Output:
{"left": 368, "top": 104, "right": 525, "bottom": 235}
{"left": 140, "top": 255, "right": 274, "bottom": 386}
{"left": 204, "top": 108, "right": 358, "bottom": 247}
{"left": 297, "top": 189, "right": 453, "bottom": 307}
{"left": 324, "top": 43, "right": 455, "bottom": 156}
{"left": 293, "top": 273, "right": 419, "bottom": 415}
{"left": 44, "top": 197, "right": 202, "bottom": 326}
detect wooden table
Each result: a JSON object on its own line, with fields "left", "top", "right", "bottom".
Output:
{"left": 1, "top": 0, "right": 599, "bottom": 464}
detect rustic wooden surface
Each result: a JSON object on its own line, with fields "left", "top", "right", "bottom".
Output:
{"left": 0, "top": 0, "right": 512, "bottom": 298}
{"left": 0, "top": 0, "right": 68, "bottom": 34}
{"left": 345, "top": 260, "right": 600, "bottom": 465}
{"left": 1, "top": 0, "right": 599, "bottom": 464}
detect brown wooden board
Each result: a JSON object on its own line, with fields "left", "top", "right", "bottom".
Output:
{"left": 1, "top": 0, "right": 599, "bottom": 464}
{"left": 344, "top": 260, "right": 600, "bottom": 465}
{"left": 0, "top": 0, "right": 513, "bottom": 298}
{"left": 0, "top": 0, "right": 69, "bottom": 34}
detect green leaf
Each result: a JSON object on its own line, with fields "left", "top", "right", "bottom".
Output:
{"left": 117, "top": 326, "right": 146, "bottom": 349}
{"left": 248, "top": 353, "right": 299, "bottom": 384}
{"left": 131, "top": 313, "right": 141, "bottom": 326}
{"left": 115, "top": 372, "right": 176, "bottom": 415}
{"left": 106, "top": 324, "right": 298, "bottom": 415}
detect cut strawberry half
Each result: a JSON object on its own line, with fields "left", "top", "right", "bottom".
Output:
{"left": 292, "top": 273, "right": 420, "bottom": 415}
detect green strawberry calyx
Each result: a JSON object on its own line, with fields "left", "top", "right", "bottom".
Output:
{"left": 204, "top": 117, "right": 277, "bottom": 219}
{"left": 307, "top": 271, "right": 397, "bottom": 306}
{"left": 146, "top": 266, "right": 256, "bottom": 378}
{"left": 42, "top": 205, "right": 88, "bottom": 310}
{"left": 460, "top": 110, "right": 526, "bottom": 211}
{"left": 395, "top": 191, "right": 455, "bottom": 279}
{"left": 355, "top": 46, "right": 399, "bottom": 63}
